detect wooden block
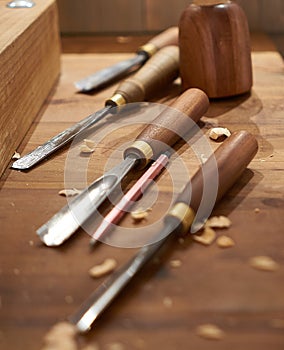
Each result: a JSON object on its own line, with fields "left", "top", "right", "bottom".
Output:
{"left": 0, "top": 0, "right": 61, "bottom": 177}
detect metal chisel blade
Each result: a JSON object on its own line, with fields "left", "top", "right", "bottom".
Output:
{"left": 37, "top": 156, "right": 138, "bottom": 246}
{"left": 11, "top": 106, "right": 112, "bottom": 170}
{"left": 74, "top": 53, "right": 147, "bottom": 92}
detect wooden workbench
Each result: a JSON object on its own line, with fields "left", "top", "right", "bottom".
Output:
{"left": 0, "top": 34, "right": 283, "bottom": 350}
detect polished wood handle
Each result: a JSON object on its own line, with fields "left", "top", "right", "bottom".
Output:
{"left": 177, "top": 130, "right": 258, "bottom": 212}
{"left": 146, "top": 26, "right": 178, "bottom": 51}
{"left": 124, "top": 88, "right": 209, "bottom": 167}
{"left": 106, "top": 46, "right": 179, "bottom": 106}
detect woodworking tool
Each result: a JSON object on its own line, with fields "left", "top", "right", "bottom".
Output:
{"left": 69, "top": 130, "right": 258, "bottom": 332}
{"left": 36, "top": 88, "right": 209, "bottom": 246}
{"left": 89, "top": 151, "right": 171, "bottom": 248}
{"left": 74, "top": 27, "right": 178, "bottom": 92}
{"left": 11, "top": 45, "right": 179, "bottom": 170}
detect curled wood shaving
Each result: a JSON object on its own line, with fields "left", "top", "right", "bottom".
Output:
{"left": 192, "top": 227, "right": 216, "bottom": 246}
{"left": 249, "top": 256, "right": 279, "bottom": 272}
{"left": 209, "top": 127, "right": 231, "bottom": 141}
{"left": 12, "top": 151, "right": 21, "bottom": 160}
{"left": 42, "top": 322, "right": 78, "bottom": 350}
{"left": 217, "top": 235, "right": 235, "bottom": 248}
{"left": 170, "top": 259, "right": 182, "bottom": 268}
{"left": 205, "top": 215, "right": 232, "bottom": 229}
{"left": 163, "top": 297, "right": 173, "bottom": 308}
{"left": 80, "top": 139, "right": 96, "bottom": 153}
{"left": 58, "top": 188, "right": 82, "bottom": 197}
{"left": 89, "top": 258, "right": 117, "bottom": 278}
{"left": 131, "top": 207, "right": 152, "bottom": 222}
{"left": 196, "top": 324, "right": 225, "bottom": 340}
{"left": 106, "top": 343, "right": 125, "bottom": 350}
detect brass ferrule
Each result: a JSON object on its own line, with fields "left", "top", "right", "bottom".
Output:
{"left": 124, "top": 140, "right": 154, "bottom": 168}
{"left": 138, "top": 43, "right": 157, "bottom": 57}
{"left": 105, "top": 93, "right": 126, "bottom": 107}
{"left": 167, "top": 203, "right": 195, "bottom": 234}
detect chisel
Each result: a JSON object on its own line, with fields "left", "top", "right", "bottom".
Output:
{"left": 69, "top": 130, "right": 258, "bottom": 333}
{"left": 11, "top": 45, "right": 179, "bottom": 171}
{"left": 37, "top": 88, "right": 209, "bottom": 247}
{"left": 74, "top": 27, "right": 178, "bottom": 92}
{"left": 89, "top": 151, "right": 171, "bottom": 248}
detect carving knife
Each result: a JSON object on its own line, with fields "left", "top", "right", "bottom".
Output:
{"left": 11, "top": 45, "right": 179, "bottom": 171}
{"left": 36, "top": 88, "right": 209, "bottom": 246}
{"left": 69, "top": 130, "right": 258, "bottom": 332}
{"left": 74, "top": 27, "right": 178, "bottom": 92}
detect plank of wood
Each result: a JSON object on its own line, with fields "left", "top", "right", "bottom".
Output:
{"left": 0, "top": 0, "right": 61, "bottom": 177}
{"left": 0, "top": 34, "right": 283, "bottom": 350}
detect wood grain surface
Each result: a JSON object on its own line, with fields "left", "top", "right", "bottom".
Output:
{"left": 0, "top": 34, "right": 283, "bottom": 350}
{"left": 0, "top": 0, "right": 61, "bottom": 177}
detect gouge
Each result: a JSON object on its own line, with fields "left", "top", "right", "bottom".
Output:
{"left": 36, "top": 88, "right": 209, "bottom": 246}
{"left": 11, "top": 45, "right": 179, "bottom": 170}
{"left": 74, "top": 27, "right": 178, "bottom": 92}
{"left": 70, "top": 130, "right": 258, "bottom": 332}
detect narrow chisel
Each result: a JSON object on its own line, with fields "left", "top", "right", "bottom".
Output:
{"left": 11, "top": 45, "right": 179, "bottom": 170}
{"left": 74, "top": 27, "right": 178, "bottom": 92}
{"left": 36, "top": 88, "right": 209, "bottom": 246}
{"left": 69, "top": 130, "right": 258, "bottom": 332}
{"left": 89, "top": 151, "right": 171, "bottom": 248}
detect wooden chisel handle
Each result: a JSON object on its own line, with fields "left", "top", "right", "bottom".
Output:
{"left": 138, "top": 26, "right": 179, "bottom": 56}
{"left": 106, "top": 45, "right": 179, "bottom": 106}
{"left": 167, "top": 130, "right": 258, "bottom": 233}
{"left": 124, "top": 88, "right": 209, "bottom": 167}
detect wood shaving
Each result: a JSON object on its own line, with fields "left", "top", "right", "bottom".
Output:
{"left": 131, "top": 207, "right": 152, "bottom": 221}
{"left": 170, "top": 259, "right": 182, "bottom": 268}
{"left": 249, "top": 256, "right": 279, "bottom": 272}
{"left": 196, "top": 324, "right": 225, "bottom": 340}
{"left": 254, "top": 208, "right": 260, "bottom": 213}
{"left": 217, "top": 235, "right": 235, "bottom": 248}
{"left": 209, "top": 127, "right": 231, "bottom": 141}
{"left": 12, "top": 151, "right": 21, "bottom": 160}
{"left": 163, "top": 297, "right": 173, "bottom": 308}
{"left": 58, "top": 188, "right": 82, "bottom": 197}
{"left": 89, "top": 258, "right": 117, "bottom": 278}
{"left": 42, "top": 322, "right": 78, "bottom": 350}
{"left": 106, "top": 343, "right": 125, "bottom": 350}
{"left": 192, "top": 227, "right": 216, "bottom": 246}
{"left": 80, "top": 139, "right": 95, "bottom": 153}
{"left": 205, "top": 215, "right": 232, "bottom": 229}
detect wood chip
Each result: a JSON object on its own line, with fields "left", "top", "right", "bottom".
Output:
{"left": 249, "top": 256, "right": 279, "bottom": 272}
{"left": 196, "top": 324, "right": 225, "bottom": 340}
{"left": 206, "top": 215, "right": 232, "bottom": 228}
{"left": 12, "top": 151, "right": 21, "bottom": 160}
{"left": 170, "top": 259, "right": 182, "bottom": 268}
{"left": 58, "top": 188, "right": 81, "bottom": 197}
{"left": 163, "top": 297, "right": 173, "bottom": 308}
{"left": 192, "top": 227, "right": 216, "bottom": 246}
{"left": 131, "top": 208, "right": 152, "bottom": 221}
{"left": 80, "top": 139, "right": 95, "bottom": 153}
{"left": 209, "top": 127, "right": 231, "bottom": 141}
{"left": 106, "top": 343, "right": 125, "bottom": 350}
{"left": 217, "top": 235, "right": 235, "bottom": 248}
{"left": 89, "top": 258, "right": 117, "bottom": 278}
{"left": 42, "top": 322, "right": 78, "bottom": 350}
{"left": 254, "top": 208, "right": 260, "bottom": 213}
